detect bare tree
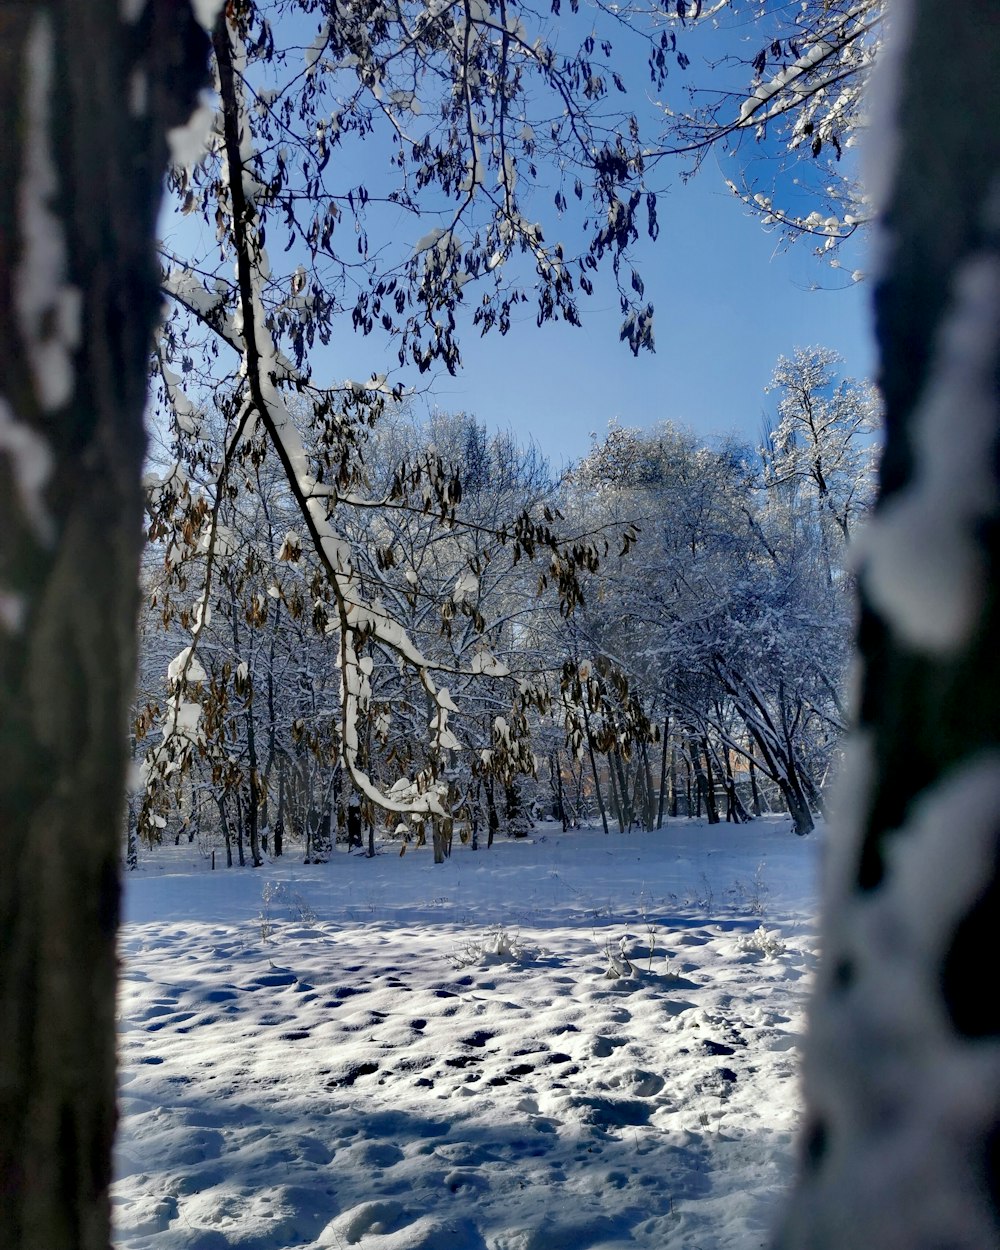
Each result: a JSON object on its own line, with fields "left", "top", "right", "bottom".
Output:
{"left": 650, "top": 0, "right": 885, "bottom": 254}
{"left": 142, "top": 0, "right": 650, "bottom": 848}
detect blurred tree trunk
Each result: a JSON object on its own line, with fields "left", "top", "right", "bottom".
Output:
{"left": 692, "top": 735, "right": 719, "bottom": 824}
{"left": 656, "top": 714, "right": 670, "bottom": 829}
{"left": 484, "top": 775, "right": 499, "bottom": 846}
{"left": 638, "top": 736, "right": 656, "bottom": 831}
{"left": 581, "top": 701, "right": 609, "bottom": 835}
{"left": 274, "top": 756, "right": 286, "bottom": 857}
{"left": 748, "top": 742, "right": 762, "bottom": 817}
{"left": 670, "top": 744, "right": 680, "bottom": 818}
{"left": 0, "top": 6, "right": 206, "bottom": 1248}
{"left": 550, "top": 751, "right": 568, "bottom": 830}
{"left": 778, "top": 2, "right": 1000, "bottom": 1246}
{"left": 606, "top": 747, "right": 626, "bottom": 833}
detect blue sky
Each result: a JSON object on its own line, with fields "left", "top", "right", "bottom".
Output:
{"left": 368, "top": 8, "right": 879, "bottom": 474}
{"left": 433, "top": 164, "right": 876, "bottom": 473}
{"left": 161, "top": 4, "right": 878, "bottom": 477}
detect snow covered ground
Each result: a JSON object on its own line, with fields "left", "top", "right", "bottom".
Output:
{"left": 114, "top": 818, "right": 822, "bottom": 1250}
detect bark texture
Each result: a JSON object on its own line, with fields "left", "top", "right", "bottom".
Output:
{"left": 0, "top": 5, "right": 207, "bottom": 1248}
{"left": 778, "top": 2, "right": 1000, "bottom": 1246}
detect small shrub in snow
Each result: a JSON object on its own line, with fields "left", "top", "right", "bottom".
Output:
{"left": 602, "top": 934, "right": 635, "bottom": 979}
{"left": 637, "top": 890, "right": 660, "bottom": 971}
{"left": 258, "top": 881, "right": 317, "bottom": 941}
{"left": 736, "top": 924, "right": 786, "bottom": 959}
{"left": 727, "top": 861, "right": 770, "bottom": 916}
{"left": 451, "top": 926, "right": 537, "bottom": 968}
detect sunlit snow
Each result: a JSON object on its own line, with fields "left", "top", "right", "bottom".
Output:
{"left": 114, "top": 818, "right": 820, "bottom": 1249}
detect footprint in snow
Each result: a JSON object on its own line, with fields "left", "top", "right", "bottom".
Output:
{"left": 591, "top": 1034, "right": 628, "bottom": 1058}
{"left": 607, "top": 1069, "right": 665, "bottom": 1097}
{"left": 147, "top": 1011, "right": 195, "bottom": 1032}
{"left": 571, "top": 1095, "right": 652, "bottom": 1128}
{"left": 445, "top": 1054, "right": 481, "bottom": 1069}
{"left": 323, "top": 1205, "right": 486, "bottom": 1250}
{"left": 444, "top": 1168, "right": 489, "bottom": 1193}
{"left": 507, "top": 1063, "right": 535, "bottom": 1078}
{"left": 137, "top": 1003, "right": 174, "bottom": 1021}
{"left": 767, "top": 1031, "right": 803, "bottom": 1052}
{"left": 245, "top": 969, "right": 298, "bottom": 989}
{"left": 174, "top": 1128, "right": 224, "bottom": 1165}
{"left": 493, "top": 1214, "right": 625, "bottom": 1250}
{"left": 111, "top": 1192, "right": 179, "bottom": 1238}
{"left": 461, "top": 1029, "right": 494, "bottom": 1047}
{"left": 327, "top": 1060, "right": 380, "bottom": 1087}
{"left": 200, "top": 987, "right": 238, "bottom": 1003}
{"left": 351, "top": 1140, "right": 405, "bottom": 1168}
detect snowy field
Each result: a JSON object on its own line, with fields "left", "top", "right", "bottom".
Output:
{"left": 114, "top": 818, "right": 822, "bottom": 1250}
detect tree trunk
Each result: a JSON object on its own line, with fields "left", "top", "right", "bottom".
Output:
{"left": 217, "top": 794, "right": 233, "bottom": 868}
{"left": 797, "top": 759, "right": 827, "bottom": 820}
{"left": 748, "top": 742, "right": 763, "bottom": 817}
{"left": 670, "top": 744, "right": 679, "bottom": 818}
{"left": 246, "top": 749, "right": 262, "bottom": 867}
{"left": 606, "top": 749, "right": 626, "bottom": 833}
{"left": 692, "top": 736, "right": 719, "bottom": 824}
{"left": 777, "top": 777, "right": 814, "bottom": 837}
{"left": 778, "top": 685, "right": 816, "bottom": 835}
{"left": 550, "top": 751, "right": 567, "bottom": 830}
{"left": 778, "top": 4, "right": 1000, "bottom": 1245}
{"left": 612, "top": 748, "right": 631, "bottom": 830}
{"left": 313, "top": 802, "right": 332, "bottom": 862}
{"left": 431, "top": 815, "right": 451, "bottom": 863}
{"left": 484, "top": 776, "right": 499, "bottom": 847}
{"left": 274, "top": 756, "right": 285, "bottom": 858}
{"left": 505, "top": 780, "right": 527, "bottom": 838}
{"left": 302, "top": 778, "right": 313, "bottom": 862}
{"left": 0, "top": 13, "right": 204, "bottom": 1246}
{"left": 723, "top": 747, "right": 750, "bottom": 824}
{"left": 639, "top": 736, "right": 656, "bottom": 831}
{"left": 234, "top": 789, "right": 246, "bottom": 867}
{"left": 346, "top": 802, "right": 363, "bottom": 851}
{"left": 656, "top": 715, "right": 670, "bottom": 829}
{"left": 231, "top": 598, "right": 262, "bottom": 866}
{"left": 126, "top": 800, "right": 139, "bottom": 871}
{"left": 702, "top": 740, "right": 720, "bottom": 825}
{"left": 581, "top": 701, "right": 610, "bottom": 835}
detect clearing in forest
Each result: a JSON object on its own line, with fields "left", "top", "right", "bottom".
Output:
{"left": 114, "top": 818, "right": 819, "bottom": 1250}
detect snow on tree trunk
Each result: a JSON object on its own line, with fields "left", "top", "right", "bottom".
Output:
{"left": 777, "top": 1, "right": 1000, "bottom": 1245}
{"left": 0, "top": 5, "right": 207, "bottom": 1248}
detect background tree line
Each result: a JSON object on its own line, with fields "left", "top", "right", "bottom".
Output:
{"left": 132, "top": 345, "right": 878, "bottom": 861}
